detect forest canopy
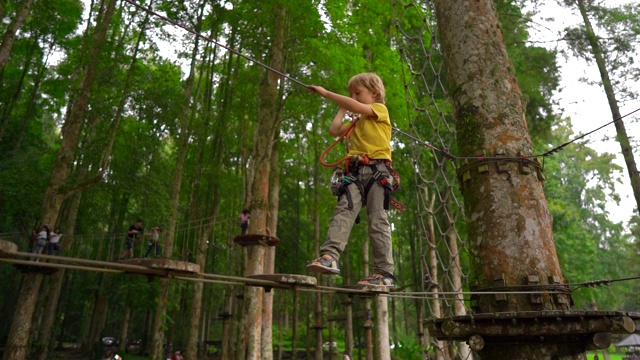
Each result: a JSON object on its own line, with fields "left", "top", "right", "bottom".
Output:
{"left": 0, "top": 0, "right": 638, "bottom": 358}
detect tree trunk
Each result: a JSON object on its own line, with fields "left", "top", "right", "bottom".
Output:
{"left": 420, "top": 186, "right": 446, "bottom": 360}
{"left": 239, "top": 4, "right": 285, "bottom": 359}
{"left": 262, "top": 140, "right": 281, "bottom": 360}
{"left": 118, "top": 307, "right": 131, "bottom": 353}
{"left": 575, "top": 0, "right": 640, "bottom": 216}
{"left": 444, "top": 192, "right": 471, "bottom": 359}
{"left": 149, "top": 2, "right": 204, "bottom": 358}
{"left": 36, "top": 161, "right": 85, "bottom": 360}
{"left": 13, "top": 48, "right": 48, "bottom": 151}
{"left": 2, "top": 273, "right": 43, "bottom": 360}
{"left": 0, "top": 0, "right": 35, "bottom": 71}
{"left": 374, "top": 297, "right": 391, "bottom": 360}
{"left": 291, "top": 290, "right": 299, "bottom": 360}
{"left": 311, "top": 142, "right": 323, "bottom": 360}
{"left": 0, "top": 33, "right": 38, "bottom": 143}
{"left": 186, "top": 185, "right": 222, "bottom": 359}
{"left": 433, "top": 0, "right": 582, "bottom": 358}
{"left": 221, "top": 289, "right": 235, "bottom": 360}
{"left": 362, "top": 242, "right": 373, "bottom": 360}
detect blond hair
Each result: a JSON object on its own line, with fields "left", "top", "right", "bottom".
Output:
{"left": 348, "top": 72, "right": 386, "bottom": 104}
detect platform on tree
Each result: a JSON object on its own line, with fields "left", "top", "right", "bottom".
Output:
{"left": 248, "top": 273, "right": 317, "bottom": 288}
{"left": 339, "top": 284, "right": 390, "bottom": 296}
{"left": 118, "top": 257, "right": 200, "bottom": 275}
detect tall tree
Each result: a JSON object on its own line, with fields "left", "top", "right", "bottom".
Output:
{"left": 0, "top": 0, "right": 35, "bottom": 71}
{"left": 561, "top": 0, "right": 640, "bottom": 216}
{"left": 149, "top": 0, "right": 206, "bottom": 358}
{"left": 2, "top": 1, "right": 117, "bottom": 359}
{"left": 237, "top": 2, "right": 286, "bottom": 358}
{"left": 433, "top": 0, "right": 582, "bottom": 357}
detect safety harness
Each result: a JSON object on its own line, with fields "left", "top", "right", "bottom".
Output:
{"left": 321, "top": 113, "right": 406, "bottom": 213}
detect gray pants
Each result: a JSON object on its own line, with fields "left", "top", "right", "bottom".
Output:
{"left": 320, "top": 163, "right": 394, "bottom": 275}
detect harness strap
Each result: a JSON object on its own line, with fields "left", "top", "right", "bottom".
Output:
{"left": 363, "top": 164, "right": 394, "bottom": 210}
{"left": 337, "top": 174, "right": 363, "bottom": 224}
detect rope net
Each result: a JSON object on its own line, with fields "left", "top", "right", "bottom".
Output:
{"left": 393, "top": 1, "right": 472, "bottom": 358}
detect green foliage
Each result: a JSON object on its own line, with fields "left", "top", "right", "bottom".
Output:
{"left": 0, "top": 0, "right": 637, "bottom": 355}
{"left": 562, "top": 1, "right": 640, "bottom": 102}
{"left": 496, "top": 0, "right": 560, "bottom": 140}
{"left": 539, "top": 118, "right": 638, "bottom": 309}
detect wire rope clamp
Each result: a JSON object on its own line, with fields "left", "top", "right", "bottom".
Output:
{"left": 495, "top": 148, "right": 508, "bottom": 173}
{"left": 494, "top": 273, "right": 507, "bottom": 304}
{"left": 477, "top": 150, "right": 489, "bottom": 174}
{"left": 461, "top": 160, "right": 471, "bottom": 183}
{"left": 527, "top": 275, "right": 542, "bottom": 305}
{"left": 534, "top": 158, "right": 546, "bottom": 181}
{"left": 467, "top": 334, "right": 485, "bottom": 351}
{"left": 517, "top": 151, "right": 532, "bottom": 175}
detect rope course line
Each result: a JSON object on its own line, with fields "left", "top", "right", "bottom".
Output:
{"left": 2, "top": 250, "right": 611, "bottom": 298}
{"left": 11, "top": 237, "right": 640, "bottom": 293}
{"left": 120, "top": 0, "right": 307, "bottom": 88}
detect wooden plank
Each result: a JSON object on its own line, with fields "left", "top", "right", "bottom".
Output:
{"left": 248, "top": 273, "right": 317, "bottom": 287}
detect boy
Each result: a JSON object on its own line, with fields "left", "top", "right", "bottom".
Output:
{"left": 306, "top": 72, "right": 396, "bottom": 287}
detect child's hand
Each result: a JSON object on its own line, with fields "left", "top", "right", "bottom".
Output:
{"left": 308, "top": 85, "right": 327, "bottom": 97}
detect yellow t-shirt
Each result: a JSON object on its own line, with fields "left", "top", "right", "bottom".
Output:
{"left": 346, "top": 103, "right": 392, "bottom": 160}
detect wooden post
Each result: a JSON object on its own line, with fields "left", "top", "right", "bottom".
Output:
{"left": 344, "top": 297, "right": 354, "bottom": 359}
{"left": 374, "top": 297, "right": 391, "bottom": 360}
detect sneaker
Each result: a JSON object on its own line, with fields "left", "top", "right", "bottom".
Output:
{"left": 357, "top": 272, "right": 397, "bottom": 288}
{"left": 306, "top": 255, "right": 340, "bottom": 275}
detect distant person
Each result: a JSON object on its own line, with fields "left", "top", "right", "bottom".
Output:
{"left": 171, "top": 350, "right": 183, "bottom": 360}
{"left": 119, "top": 219, "right": 143, "bottom": 260}
{"left": 48, "top": 227, "right": 63, "bottom": 255}
{"left": 144, "top": 226, "right": 162, "bottom": 258}
{"left": 239, "top": 209, "right": 250, "bottom": 235}
{"left": 100, "top": 348, "right": 120, "bottom": 360}
{"left": 32, "top": 225, "right": 50, "bottom": 260}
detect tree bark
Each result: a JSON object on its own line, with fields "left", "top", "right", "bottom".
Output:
{"left": 444, "top": 192, "right": 471, "bottom": 359}
{"left": 262, "top": 140, "right": 281, "bottom": 360}
{"left": 118, "top": 307, "right": 131, "bottom": 353}
{"left": 13, "top": 47, "right": 48, "bottom": 151}
{"left": 149, "top": 2, "right": 204, "bottom": 358}
{"left": 0, "top": 33, "right": 38, "bottom": 143}
{"left": 186, "top": 183, "right": 222, "bottom": 359}
{"left": 36, "top": 156, "right": 85, "bottom": 360}
{"left": 0, "top": 0, "right": 35, "bottom": 71}
{"left": 239, "top": 4, "right": 286, "bottom": 359}
{"left": 421, "top": 187, "right": 446, "bottom": 360}
{"left": 575, "top": 0, "right": 640, "bottom": 216}
{"left": 433, "top": 0, "right": 583, "bottom": 358}
{"left": 374, "top": 297, "right": 391, "bottom": 360}
{"left": 2, "top": 273, "right": 43, "bottom": 360}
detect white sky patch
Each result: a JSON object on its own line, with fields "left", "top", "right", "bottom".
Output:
{"left": 525, "top": 1, "right": 639, "bottom": 225}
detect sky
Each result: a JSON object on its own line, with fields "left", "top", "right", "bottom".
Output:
{"left": 524, "top": 1, "right": 639, "bottom": 225}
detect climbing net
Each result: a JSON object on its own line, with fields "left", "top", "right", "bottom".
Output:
{"left": 393, "top": 1, "right": 472, "bottom": 357}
